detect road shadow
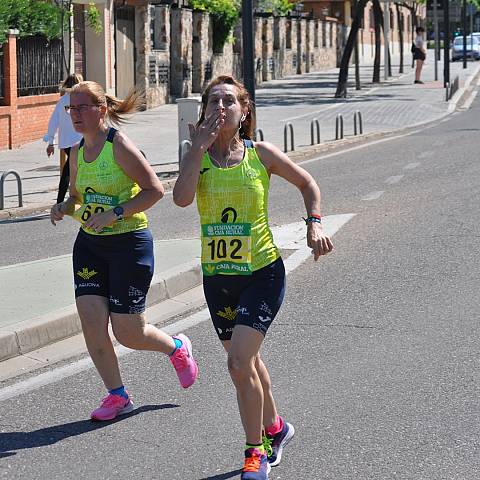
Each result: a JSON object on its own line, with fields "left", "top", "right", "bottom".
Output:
{"left": 198, "top": 468, "right": 243, "bottom": 480}
{"left": 0, "top": 403, "right": 178, "bottom": 458}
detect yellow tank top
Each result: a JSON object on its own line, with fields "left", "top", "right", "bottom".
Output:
{"left": 196, "top": 140, "right": 280, "bottom": 275}
{"left": 73, "top": 128, "right": 148, "bottom": 235}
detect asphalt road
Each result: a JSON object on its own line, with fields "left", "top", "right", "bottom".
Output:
{"left": 0, "top": 95, "right": 479, "bottom": 479}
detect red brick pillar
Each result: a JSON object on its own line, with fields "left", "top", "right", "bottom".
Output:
{"left": 4, "top": 30, "right": 18, "bottom": 148}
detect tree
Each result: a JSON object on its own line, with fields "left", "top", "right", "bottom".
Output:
{"left": 0, "top": 0, "right": 67, "bottom": 44}
{"left": 395, "top": 3, "right": 404, "bottom": 74}
{"left": 335, "top": 0, "right": 369, "bottom": 98}
{"left": 372, "top": 0, "right": 383, "bottom": 82}
{"left": 190, "top": 0, "right": 240, "bottom": 53}
{"left": 255, "top": 0, "right": 294, "bottom": 15}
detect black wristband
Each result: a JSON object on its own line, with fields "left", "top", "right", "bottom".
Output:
{"left": 303, "top": 216, "right": 322, "bottom": 225}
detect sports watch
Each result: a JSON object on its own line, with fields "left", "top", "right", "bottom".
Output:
{"left": 113, "top": 205, "right": 124, "bottom": 220}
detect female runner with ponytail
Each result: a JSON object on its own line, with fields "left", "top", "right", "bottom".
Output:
{"left": 50, "top": 81, "right": 198, "bottom": 421}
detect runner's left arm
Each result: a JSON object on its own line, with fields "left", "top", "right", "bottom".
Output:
{"left": 255, "top": 141, "right": 333, "bottom": 260}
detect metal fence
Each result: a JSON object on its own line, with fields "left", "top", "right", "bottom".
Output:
{"left": 17, "top": 36, "right": 63, "bottom": 97}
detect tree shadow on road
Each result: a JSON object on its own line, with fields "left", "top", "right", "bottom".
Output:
{"left": 0, "top": 403, "right": 178, "bottom": 458}
{"left": 197, "top": 468, "right": 243, "bottom": 480}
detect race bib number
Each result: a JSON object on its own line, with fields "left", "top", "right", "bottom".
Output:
{"left": 201, "top": 223, "right": 252, "bottom": 276}
{"left": 77, "top": 191, "right": 119, "bottom": 233}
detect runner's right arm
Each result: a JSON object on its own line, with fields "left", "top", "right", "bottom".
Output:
{"left": 173, "top": 110, "right": 225, "bottom": 207}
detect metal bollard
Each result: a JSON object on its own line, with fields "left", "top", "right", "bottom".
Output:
{"left": 335, "top": 114, "right": 344, "bottom": 140}
{"left": 310, "top": 118, "right": 321, "bottom": 145}
{"left": 255, "top": 128, "right": 264, "bottom": 141}
{"left": 178, "top": 139, "right": 192, "bottom": 165}
{"left": 0, "top": 170, "right": 23, "bottom": 210}
{"left": 445, "top": 82, "right": 450, "bottom": 101}
{"left": 283, "top": 122, "right": 295, "bottom": 152}
{"left": 353, "top": 111, "right": 363, "bottom": 136}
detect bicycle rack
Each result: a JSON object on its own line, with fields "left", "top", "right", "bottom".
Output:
{"left": 0, "top": 170, "right": 23, "bottom": 210}
{"left": 353, "top": 111, "right": 363, "bottom": 136}
{"left": 178, "top": 139, "right": 192, "bottom": 165}
{"left": 310, "top": 118, "right": 321, "bottom": 145}
{"left": 255, "top": 128, "right": 264, "bottom": 141}
{"left": 335, "top": 114, "right": 344, "bottom": 140}
{"left": 283, "top": 122, "right": 295, "bottom": 152}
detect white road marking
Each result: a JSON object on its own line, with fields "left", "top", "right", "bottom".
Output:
{"left": 0, "top": 214, "right": 355, "bottom": 403}
{"left": 362, "top": 191, "right": 384, "bottom": 201}
{"left": 385, "top": 175, "right": 404, "bottom": 185}
{"left": 404, "top": 162, "right": 420, "bottom": 170}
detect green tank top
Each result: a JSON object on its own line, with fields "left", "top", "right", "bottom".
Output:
{"left": 196, "top": 140, "right": 280, "bottom": 276}
{"left": 73, "top": 128, "right": 148, "bottom": 235}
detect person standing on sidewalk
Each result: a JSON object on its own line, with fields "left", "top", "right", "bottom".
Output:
{"left": 414, "top": 26, "right": 427, "bottom": 84}
{"left": 49, "top": 80, "right": 198, "bottom": 421}
{"left": 173, "top": 75, "right": 333, "bottom": 480}
{"left": 44, "top": 73, "right": 84, "bottom": 203}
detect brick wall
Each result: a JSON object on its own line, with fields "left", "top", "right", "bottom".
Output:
{"left": 0, "top": 33, "right": 59, "bottom": 150}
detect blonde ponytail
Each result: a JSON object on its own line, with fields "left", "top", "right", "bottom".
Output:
{"left": 105, "top": 89, "right": 144, "bottom": 126}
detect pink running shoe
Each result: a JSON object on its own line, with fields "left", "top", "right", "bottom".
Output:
{"left": 169, "top": 334, "right": 199, "bottom": 389}
{"left": 90, "top": 393, "right": 134, "bottom": 421}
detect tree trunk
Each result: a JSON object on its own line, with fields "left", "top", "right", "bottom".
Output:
{"left": 335, "top": 0, "right": 369, "bottom": 98}
{"left": 396, "top": 3, "right": 404, "bottom": 74}
{"left": 353, "top": 0, "right": 361, "bottom": 90}
{"left": 372, "top": 0, "right": 382, "bottom": 83}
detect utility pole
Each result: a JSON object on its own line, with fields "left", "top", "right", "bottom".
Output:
{"left": 463, "top": 0, "right": 467, "bottom": 68}
{"left": 433, "top": 0, "right": 439, "bottom": 80}
{"left": 242, "top": 0, "right": 255, "bottom": 103}
{"left": 443, "top": 0, "right": 450, "bottom": 87}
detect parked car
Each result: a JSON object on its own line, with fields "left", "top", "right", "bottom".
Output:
{"left": 451, "top": 36, "right": 480, "bottom": 61}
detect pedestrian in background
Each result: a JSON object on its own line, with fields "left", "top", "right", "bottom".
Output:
{"left": 414, "top": 26, "right": 427, "bottom": 84}
{"left": 173, "top": 75, "right": 333, "bottom": 480}
{"left": 44, "top": 73, "right": 84, "bottom": 203}
{"left": 50, "top": 80, "right": 198, "bottom": 421}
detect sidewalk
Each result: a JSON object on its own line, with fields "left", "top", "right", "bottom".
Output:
{"left": 0, "top": 238, "right": 202, "bottom": 362}
{"left": 1, "top": 55, "right": 479, "bottom": 217}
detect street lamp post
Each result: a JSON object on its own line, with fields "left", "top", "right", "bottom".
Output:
{"left": 443, "top": 0, "right": 450, "bottom": 87}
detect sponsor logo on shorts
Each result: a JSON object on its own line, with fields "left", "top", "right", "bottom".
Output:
{"left": 259, "top": 301, "right": 272, "bottom": 316}
{"left": 77, "top": 267, "right": 98, "bottom": 280}
{"left": 258, "top": 315, "right": 271, "bottom": 323}
{"left": 217, "top": 327, "right": 234, "bottom": 336}
{"left": 128, "top": 286, "right": 145, "bottom": 297}
{"left": 109, "top": 296, "right": 123, "bottom": 306}
{"left": 236, "top": 306, "right": 250, "bottom": 316}
{"left": 217, "top": 306, "right": 237, "bottom": 321}
{"left": 77, "top": 282, "right": 100, "bottom": 288}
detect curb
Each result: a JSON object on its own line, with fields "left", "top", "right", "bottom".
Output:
{"left": 448, "top": 64, "right": 480, "bottom": 114}
{"left": 0, "top": 260, "right": 202, "bottom": 362}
